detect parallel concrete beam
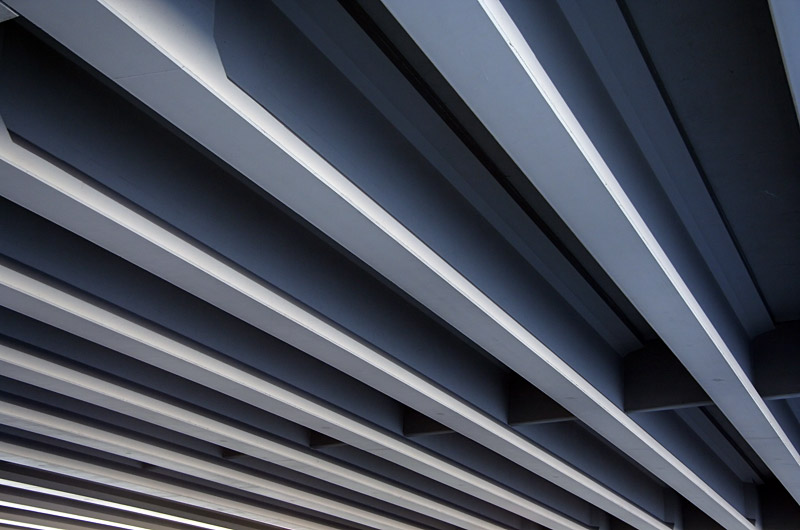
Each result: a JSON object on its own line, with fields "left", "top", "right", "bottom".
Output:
{"left": 0, "top": 55, "right": 659, "bottom": 530}
{"left": 0, "top": 400, "right": 425, "bottom": 530}
{"left": 0, "top": 338, "right": 512, "bottom": 530}
{"left": 0, "top": 441, "right": 337, "bottom": 530}
{"left": 4, "top": 1, "right": 752, "bottom": 527}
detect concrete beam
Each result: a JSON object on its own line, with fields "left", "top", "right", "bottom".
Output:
{"left": 0, "top": 398, "right": 435, "bottom": 530}
{"left": 0, "top": 440, "right": 338, "bottom": 530}
{"left": 626, "top": 325, "right": 800, "bottom": 412}
{"left": 2, "top": 2, "right": 749, "bottom": 526}
{"left": 381, "top": 0, "right": 796, "bottom": 525}
{"left": 407, "top": 326, "right": 800, "bottom": 427}
{"left": 0, "top": 489, "right": 224, "bottom": 530}
{"left": 0, "top": 470, "right": 279, "bottom": 530}
{"left": 556, "top": 0, "right": 771, "bottom": 338}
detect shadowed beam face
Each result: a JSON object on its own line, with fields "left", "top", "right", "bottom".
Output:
{"left": 404, "top": 326, "right": 800, "bottom": 437}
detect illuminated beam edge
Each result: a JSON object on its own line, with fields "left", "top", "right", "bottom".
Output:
{"left": 0, "top": 487, "right": 243, "bottom": 530}
{"left": 0, "top": 399, "right": 430, "bottom": 530}
{"left": 0, "top": 443, "right": 336, "bottom": 530}
{"left": 0, "top": 475, "right": 270, "bottom": 530}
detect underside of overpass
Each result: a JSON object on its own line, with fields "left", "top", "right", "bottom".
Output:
{"left": 0, "top": 1, "right": 799, "bottom": 529}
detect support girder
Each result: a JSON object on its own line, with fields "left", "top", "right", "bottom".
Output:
{"left": 0, "top": 488, "right": 219, "bottom": 530}
{"left": 0, "top": 55, "right": 662, "bottom": 530}
{"left": 1, "top": 1, "right": 757, "bottom": 528}
{"left": 0, "top": 441, "right": 340, "bottom": 530}
{"left": 381, "top": 0, "right": 799, "bottom": 525}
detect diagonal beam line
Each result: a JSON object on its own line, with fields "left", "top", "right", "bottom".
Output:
{"left": 0, "top": 339, "right": 511, "bottom": 530}
{"left": 471, "top": 0, "right": 800, "bottom": 506}
{"left": 0, "top": 478, "right": 250, "bottom": 530}
{"left": 0, "top": 441, "right": 343, "bottom": 530}
{"left": 0, "top": 399, "right": 427, "bottom": 530}
{"left": 381, "top": 0, "right": 798, "bottom": 523}
{"left": 0, "top": 493, "right": 188, "bottom": 530}
{"left": 0, "top": 120, "right": 655, "bottom": 529}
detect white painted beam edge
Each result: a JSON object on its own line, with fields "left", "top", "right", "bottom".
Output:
{"left": 0, "top": 400, "right": 423, "bottom": 530}
{"left": 0, "top": 498, "right": 164, "bottom": 530}
{"left": 0, "top": 479, "right": 239, "bottom": 530}
{"left": 0, "top": 442, "right": 337, "bottom": 530}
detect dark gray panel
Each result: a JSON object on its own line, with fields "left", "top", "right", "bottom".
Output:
{"left": 624, "top": 0, "right": 800, "bottom": 322}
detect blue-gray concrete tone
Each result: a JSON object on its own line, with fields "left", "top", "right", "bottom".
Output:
{"left": 0, "top": 1, "right": 798, "bottom": 529}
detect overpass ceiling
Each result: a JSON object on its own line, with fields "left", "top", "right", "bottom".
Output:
{"left": 0, "top": 1, "right": 798, "bottom": 530}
